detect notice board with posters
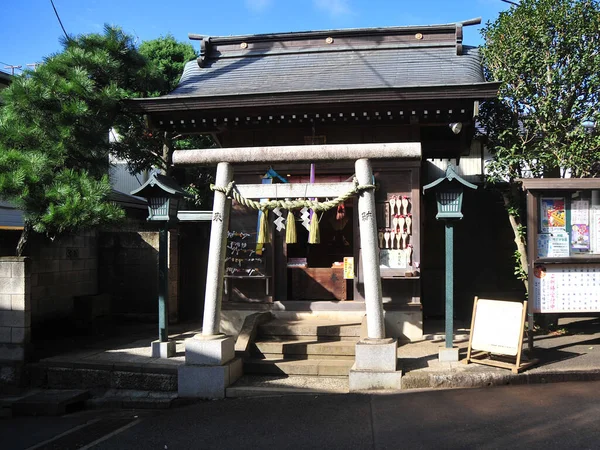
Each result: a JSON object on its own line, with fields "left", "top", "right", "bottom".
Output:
{"left": 533, "top": 264, "right": 600, "bottom": 313}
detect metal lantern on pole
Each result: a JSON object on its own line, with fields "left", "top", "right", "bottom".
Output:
{"left": 132, "top": 173, "right": 190, "bottom": 358}
{"left": 423, "top": 164, "right": 477, "bottom": 362}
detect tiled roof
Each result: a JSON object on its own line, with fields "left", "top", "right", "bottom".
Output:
{"left": 166, "top": 44, "right": 484, "bottom": 99}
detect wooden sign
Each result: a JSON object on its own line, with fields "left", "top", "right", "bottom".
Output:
{"left": 465, "top": 297, "right": 538, "bottom": 373}
{"left": 343, "top": 257, "right": 354, "bottom": 280}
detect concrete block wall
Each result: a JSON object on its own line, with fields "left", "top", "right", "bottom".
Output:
{"left": 28, "top": 232, "right": 98, "bottom": 324}
{"left": 98, "top": 228, "right": 180, "bottom": 322}
{"left": 98, "top": 230, "right": 159, "bottom": 317}
{"left": 0, "top": 257, "right": 31, "bottom": 361}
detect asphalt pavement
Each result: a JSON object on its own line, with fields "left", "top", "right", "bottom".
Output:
{"left": 4, "top": 380, "right": 599, "bottom": 450}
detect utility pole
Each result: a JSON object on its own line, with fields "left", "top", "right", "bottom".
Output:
{"left": 26, "top": 63, "right": 41, "bottom": 71}
{"left": 4, "top": 65, "right": 22, "bottom": 75}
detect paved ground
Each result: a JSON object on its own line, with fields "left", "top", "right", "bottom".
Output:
{"left": 4, "top": 381, "right": 600, "bottom": 449}
{"left": 31, "top": 315, "right": 600, "bottom": 391}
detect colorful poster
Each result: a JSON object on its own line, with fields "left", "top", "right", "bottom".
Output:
{"left": 540, "top": 197, "right": 566, "bottom": 233}
{"left": 571, "top": 224, "right": 590, "bottom": 252}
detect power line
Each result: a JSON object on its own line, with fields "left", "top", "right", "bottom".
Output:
{"left": 49, "top": 0, "right": 69, "bottom": 41}
{"left": 501, "top": 0, "right": 520, "bottom": 5}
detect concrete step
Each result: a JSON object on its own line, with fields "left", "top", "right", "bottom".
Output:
{"left": 86, "top": 389, "right": 178, "bottom": 410}
{"left": 244, "top": 358, "right": 354, "bottom": 376}
{"left": 253, "top": 339, "right": 356, "bottom": 360}
{"left": 226, "top": 375, "right": 349, "bottom": 397}
{"left": 11, "top": 389, "right": 89, "bottom": 416}
{"left": 33, "top": 362, "right": 178, "bottom": 393}
{"left": 259, "top": 319, "right": 362, "bottom": 339}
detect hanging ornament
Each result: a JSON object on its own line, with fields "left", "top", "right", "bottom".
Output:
{"left": 405, "top": 214, "right": 412, "bottom": 235}
{"left": 336, "top": 203, "right": 346, "bottom": 221}
{"left": 384, "top": 230, "right": 391, "bottom": 249}
{"left": 402, "top": 196, "right": 410, "bottom": 216}
{"left": 406, "top": 245, "right": 413, "bottom": 266}
{"left": 308, "top": 212, "right": 320, "bottom": 244}
{"left": 286, "top": 210, "right": 297, "bottom": 244}
{"left": 392, "top": 215, "right": 399, "bottom": 232}
{"left": 401, "top": 232, "right": 408, "bottom": 250}
{"left": 257, "top": 210, "right": 271, "bottom": 244}
{"left": 389, "top": 197, "right": 397, "bottom": 216}
{"left": 398, "top": 215, "right": 406, "bottom": 233}
{"left": 273, "top": 207, "right": 285, "bottom": 232}
{"left": 300, "top": 207, "right": 311, "bottom": 231}
{"left": 395, "top": 231, "right": 402, "bottom": 249}
{"left": 378, "top": 231, "right": 384, "bottom": 248}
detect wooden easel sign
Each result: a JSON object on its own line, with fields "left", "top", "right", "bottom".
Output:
{"left": 464, "top": 297, "right": 538, "bottom": 374}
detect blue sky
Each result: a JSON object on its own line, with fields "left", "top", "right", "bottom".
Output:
{"left": 1, "top": 0, "right": 509, "bottom": 75}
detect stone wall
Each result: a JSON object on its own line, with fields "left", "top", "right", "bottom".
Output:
{"left": 0, "top": 257, "right": 31, "bottom": 362}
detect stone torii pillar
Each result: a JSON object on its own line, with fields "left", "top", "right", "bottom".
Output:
{"left": 349, "top": 159, "right": 402, "bottom": 391}
{"left": 178, "top": 162, "right": 242, "bottom": 399}
{"left": 174, "top": 143, "right": 419, "bottom": 397}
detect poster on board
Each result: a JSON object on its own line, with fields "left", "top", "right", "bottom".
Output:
{"left": 591, "top": 209, "right": 600, "bottom": 253}
{"left": 533, "top": 264, "right": 600, "bottom": 313}
{"left": 540, "top": 197, "right": 566, "bottom": 233}
{"left": 571, "top": 200, "right": 590, "bottom": 252}
{"left": 537, "top": 232, "right": 570, "bottom": 258}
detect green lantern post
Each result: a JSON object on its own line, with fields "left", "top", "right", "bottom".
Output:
{"left": 423, "top": 164, "right": 477, "bottom": 362}
{"left": 132, "top": 173, "right": 190, "bottom": 358}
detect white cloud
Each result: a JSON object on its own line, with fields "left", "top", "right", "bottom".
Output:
{"left": 313, "top": 0, "right": 354, "bottom": 18}
{"left": 245, "top": 0, "right": 273, "bottom": 12}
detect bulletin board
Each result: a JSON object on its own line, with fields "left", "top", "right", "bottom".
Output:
{"left": 533, "top": 264, "right": 600, "bottom": 313}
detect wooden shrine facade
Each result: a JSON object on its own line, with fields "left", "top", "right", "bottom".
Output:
{"left": 130, "top": 19, "right": 499, "bottom": 341}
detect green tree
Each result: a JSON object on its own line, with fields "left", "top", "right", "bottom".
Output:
{"left": 479, "top": 0, "right": 600, "bottom": 291}
{"left": 113, "top": 35, "right": 214, "bottom": 177}
{"left": 0, "top": 26, "right": 153, "bottom": 255}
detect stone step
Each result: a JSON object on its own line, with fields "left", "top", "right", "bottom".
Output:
{"left": 226, "top": 375, "right": 349, "bottom": 397}
{"left": 253, "top": 339, "right": 356, "bottom": 360}
{"left": 244, "top": 358, "right": 354, "bottom": 376}
{"left": 259, "top": 319, "right": 362, "bottom": 339}
{"left": 86, "top": 389, "right": 178, "bottom": 410}
{"left": 12, "top": 389, "right": 90, "bottom": 416}
{"left": 33, "top": 362, "right": 178, "bottom": 393}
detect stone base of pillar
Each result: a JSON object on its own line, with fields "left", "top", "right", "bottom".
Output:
{"left": 438, "top": 346, "right": 460, "bottom": 362}
{"left": 349, "top": 338, "right": 402, "bottom": 391}
{"left": 178, "top": 357, "right": 242, "bottom": 399}
{"left": 150, "top": 340, "right": 176, "bottom": 359}
{"left": 178, "top": 335, "right": 241, "bottom": 398}
{"left": 184, "top": 334, "right": 235, "bottom": 365}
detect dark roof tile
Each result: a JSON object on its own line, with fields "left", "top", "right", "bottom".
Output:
{"left": 165, "top": 45, "right": 484, "bottom": 99}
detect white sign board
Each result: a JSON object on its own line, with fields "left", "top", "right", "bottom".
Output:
{"left": 533, "top": 264, "right": 600, "bottom": 313}
{"left": 470, "top": 299, "right": 525, "bottom": 357}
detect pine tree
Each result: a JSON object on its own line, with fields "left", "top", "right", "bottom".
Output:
{"left": 0, "top": 26, "right": 152, "bottom": 255}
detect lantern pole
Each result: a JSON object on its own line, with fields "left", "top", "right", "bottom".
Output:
{"left": 445, "top": 221, "right": 454, "bottom": 349}
{"left": 158, "top": 221, "right": 169, "bottom": 343}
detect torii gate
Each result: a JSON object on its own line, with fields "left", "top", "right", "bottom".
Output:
{"left": 174, "top": 142, "right": 421, "bottom": 397}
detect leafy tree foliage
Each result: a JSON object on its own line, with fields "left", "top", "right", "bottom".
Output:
{"left": 113, "top": 35, "right": 215, "bottom": 206}
{"left": 0, "top": 29, "right": 214, "bottom": 255}
{"left": 479, "top": 0, "right": 600, "bottom": 290}
{"left": 0, "top": 26, "right": 153, "bottom": 254}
